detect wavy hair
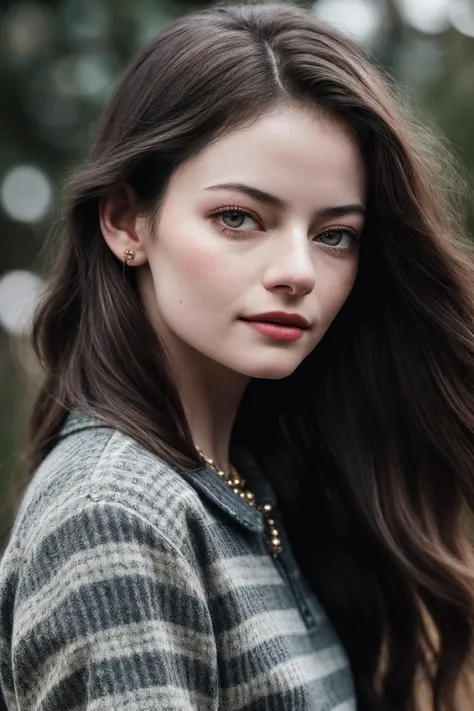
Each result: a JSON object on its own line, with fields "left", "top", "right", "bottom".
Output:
{"left": 28, "top": 3, "right": 474, "bottom": 709}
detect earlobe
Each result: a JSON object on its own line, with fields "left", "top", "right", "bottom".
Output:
{"left": 99, "top": 184, "right": 148, "bottom": 266}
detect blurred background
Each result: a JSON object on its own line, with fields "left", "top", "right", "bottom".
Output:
{"left": 0, "top": 0, "right": 474, "bottom": 546}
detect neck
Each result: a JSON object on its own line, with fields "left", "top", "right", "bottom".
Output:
{"left": 171, "top": 344, "right": 249, "bottom": 473}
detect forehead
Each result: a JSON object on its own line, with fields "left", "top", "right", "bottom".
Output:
{"left": 170, "top": 105, "right": 367, "bottom": 207}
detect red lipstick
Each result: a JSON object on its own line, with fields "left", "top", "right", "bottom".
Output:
{"left": 241, "top": 311, "right": 310, "bottom": 342}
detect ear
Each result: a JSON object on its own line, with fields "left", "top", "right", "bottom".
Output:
{"left": 99, "top": 184, "right": 149, "bottom": 266}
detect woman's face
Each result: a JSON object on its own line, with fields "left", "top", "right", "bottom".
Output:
{"left": 139, "top": 105, "right": 366, "bottom": 380}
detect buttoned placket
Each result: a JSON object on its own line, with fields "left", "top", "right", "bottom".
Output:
{"left": 182, "top": 446, "right": 317, "bottom": 631}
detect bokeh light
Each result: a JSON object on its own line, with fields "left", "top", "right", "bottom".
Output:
{"left": 1, "top": 3, "right": 53, "bottom": 63}
{"left": 449, "top": 0, "right": 474, "bottom": 37}
{"left": 313, "top": 0, "right": 383, "bottom": 45}
{"left": 74, "top": 53, "right": 116, "bottom": 98}
{"left": 1, "top": 165, "right": 53, "bottom": 223}
{"left": 397, "top": 0, "right": 450, "bottom": 34}
{"left": 0, "top": 270, "right": 44, "bottom": 336}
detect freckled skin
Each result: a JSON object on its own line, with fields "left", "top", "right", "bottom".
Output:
{"left": 138, "top": 105, "right": 367, "bottom": 381}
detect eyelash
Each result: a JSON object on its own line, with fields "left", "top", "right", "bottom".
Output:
{"left": 208, "top": 205, "right": 360, "bottom": 251}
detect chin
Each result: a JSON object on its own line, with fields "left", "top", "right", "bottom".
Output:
{"left": 238, "top": 360, "right": 303, "bottom": 380}
{"left": 259, "top": 370, "right": 297, "bottom": 380}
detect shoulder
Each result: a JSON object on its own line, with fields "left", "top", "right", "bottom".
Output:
{"left": 0, "top": 420, "right": 217, "bottom": 710}
{"left": 8, "top": 413, "right": 205, "bottom": 560}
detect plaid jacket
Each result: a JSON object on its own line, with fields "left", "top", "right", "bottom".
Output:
{"left": 0, "top": 412, "right": 355, "bottom": 710}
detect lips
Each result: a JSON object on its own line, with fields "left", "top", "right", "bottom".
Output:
{"left": 241, "top": 311, "right": 310, "bottom": 329}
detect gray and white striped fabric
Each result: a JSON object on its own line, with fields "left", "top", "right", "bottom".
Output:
{"left": 0, "top": 412, "right": 356, "bottom": 710}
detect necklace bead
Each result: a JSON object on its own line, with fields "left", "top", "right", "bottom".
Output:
{"left": 196, "top": 446, "right": 282, "bottom": 555}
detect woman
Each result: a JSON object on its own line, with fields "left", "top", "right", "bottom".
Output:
{"left": 1, "top": 3, "right": 474, "bottom": 709}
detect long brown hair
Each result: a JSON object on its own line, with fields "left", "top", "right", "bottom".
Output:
{"left": 28, "top": 3, "right": 474, "bottom": 709}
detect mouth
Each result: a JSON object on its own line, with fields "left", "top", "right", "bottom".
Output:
{"left": 240, "top": 312, "right": 310, "bottom": 342}
{"left": 241, "top": 312, "right": 310, "bottom": 329}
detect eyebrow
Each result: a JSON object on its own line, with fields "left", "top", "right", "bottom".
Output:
{"left": 204, "top": 182, "right": 366, "bottom": 219}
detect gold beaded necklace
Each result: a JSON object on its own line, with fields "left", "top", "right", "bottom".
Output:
{"left": 196, "top": 446, "right": 282, "bottom": 555}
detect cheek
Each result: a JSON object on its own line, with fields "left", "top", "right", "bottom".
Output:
{"left": 179, "top": 251, "right": 242, "bottom": 304}
{"left": 181, "top": 244, "right": 218, "bottom": 277}
{"left": 150, "top": 234, "right": 246, "bottom": 315}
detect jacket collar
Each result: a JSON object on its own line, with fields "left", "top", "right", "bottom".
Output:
{"left": 59, "top": 411, "right": 276, "bottom": 535}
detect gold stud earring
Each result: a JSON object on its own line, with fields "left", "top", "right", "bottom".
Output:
{"left": 123, "top": 249, "right": 135, "bottom": 266}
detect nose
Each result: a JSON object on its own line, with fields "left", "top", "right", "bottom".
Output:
{"left": 262, "top": 233, "right": 316, "bottom": 297}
